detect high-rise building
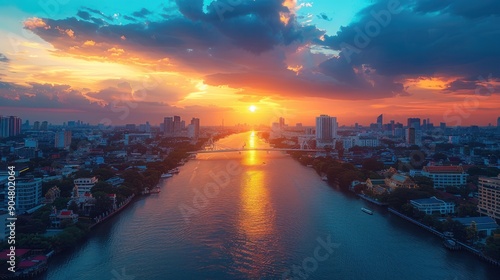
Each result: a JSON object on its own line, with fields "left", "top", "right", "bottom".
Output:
{"left": 10, "top": 177, "right": 42, "bottom": 213}
{"left": 173, "top": 115, "right": 181, "bottom": 134}
{"left": 55, "top": 130, "right": 72, "bottom": 149}
{"left": 407, "top": 118, "right": 421, "bottom": 130}
{"left": 164, "top": 117, "right": 173, "bottom": 136}
{"left": 440, "top": 122, "right": 446, "bottom": 130}
{"left": 0, "top": 117, "right": 8, "bottom": 138}
{"left": 33, "top": 121, "right": 40, "bottom": 130}
{"left": 8, "top": 116, "right": 21, "bottom": 136}
{"left": 478, "top": 175, "right": 500, "bottom": 221}
{"left": 406, "top": 127, "right": 416, "bottom": 145}
{"left": 0, "top": 116, "right": 22, "bottom": 138}
{"left": 315, "top": 115, "right": 337, "bottom": 148}
{"left": 188, "top": 118, "right": 200, "bottom": 140}
{"left": 279, "top": 117, "right": 285, "bottom": 129}
{"left": 376, "top": 114, "right": 383, "bottom": 129}
{"left": 40, "top": 121, "right": 48, "bottom": 131}
{"left": 497, "top": 117, "right": 500, "bottom": 128}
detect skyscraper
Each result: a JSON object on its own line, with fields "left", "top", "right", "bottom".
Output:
{"left": 315, "top": 115, "right": 337, "bottom": 148}
{"left": 173, "top": 115, "right": 181, "bottom": 134}
{"left": 406, "top": 128, "right": 416, "bottom": 145}
{"left": 164, "top": 117, "right": 173, "bottom": 136}
{"left": 497, "top": 117, "right": 500, "bottom": 128}
{"left": 0, "top": 116, "right": 22, "bottom": 138}
{"left": 33, "top": 121, "right": 40, "bottom": 130}
{"left": 376, "top": 114, "right": 383, "bottom": 129}
{"left": 188, "top": 118, "right": 200, "bottom": 140}
{"left": 407, "top": 118, "right": 421, "bottom": 130}
{"left": 279, "top": 117, "right": 285, "bottom": 129}
{"left": 40, "top": 121, "right": 48, "bottom": 131}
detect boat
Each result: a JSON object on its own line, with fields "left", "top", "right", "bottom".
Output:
{"left": 443, "top": 239, "right": 461, "bottom": 250}
{"left": 161, "top": 173, "right": 173, "bottom": 178}
{"left": 168, "top": 168, "right": 180, "bottom": 174}
{"left": 150, "top": 187, "right": 161, "bottom": 194}
{"left": 361, "top": 207, "right": 373, "bottom": 215}
{"left": 321, "top": 175, "right": 328, "bottom": 181}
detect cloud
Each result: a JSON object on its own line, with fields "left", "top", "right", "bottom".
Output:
{"left": 21, "top": 0, "right": 500, "bottom": 102}
{"left": 132, "top": 8, "right": 152, "bottom": 18}
{"left": 0, "top": 53, "right": 8, "bottom": 62}
{"left": 123, "top": 15, "right": 137, "bottom": 21}
{"left": 77, "top": 10, "right": 91, "bottom": 20}
{"left": 317, "top": 13, "right": 332, "bottom": 21}
{"left": 0, "top": 80, "right": 232, "bottom": 124}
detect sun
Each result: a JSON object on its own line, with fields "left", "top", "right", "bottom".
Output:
{"left": 248, "top": 105, "right": 257, "bottom": 112}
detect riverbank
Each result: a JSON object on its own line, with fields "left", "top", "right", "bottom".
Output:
{"left": 89, "top": 194, "right": 135, "bottom": 229}
{"left": 387, "top": 208, "right": 500, "bottom": 266}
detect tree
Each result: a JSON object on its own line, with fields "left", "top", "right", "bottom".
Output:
{"left": 362, "top": 158, "right": 384, "bottom": 172}
{"left": 466, "top": 221, "right": 478, "bottom": 244}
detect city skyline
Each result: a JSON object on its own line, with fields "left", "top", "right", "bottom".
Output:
{"left": 1, "top": 0, "right": 499, "bottom": 126}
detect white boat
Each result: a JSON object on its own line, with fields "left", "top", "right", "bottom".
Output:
{"left": 168, "top": 168, "right": 180, "bottom": 174}
{"left": 161, "top": 173, "right": 173, "bottom": 178}
{"left": 361, "top": 207, "right": 373, "bottom": 215}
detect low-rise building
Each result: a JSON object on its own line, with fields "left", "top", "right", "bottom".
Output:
{"left": 421, "top": 166, "right": 468, "bottom": 189}
{"left": 385, "top": 173, "right": 418, "bottom": 191}
{"left": 453, "top": 216, "right": 499, "bottom": 237}
{"left": 74, "top": 177, "right": 98, "bottom": 197}
{"left": 410, "top": 196, "right": 455, "bottom": 215}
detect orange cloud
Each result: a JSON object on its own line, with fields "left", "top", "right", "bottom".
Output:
{"left": 23, "top": 17, "right": 50, "bottom": 30}
{"left": 83, "top": 40, "right": 96, "bottom": 46}
{"left": 107, "top": 47, "right": 125, "bottom": 56}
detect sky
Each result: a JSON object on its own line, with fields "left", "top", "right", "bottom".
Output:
{"left": 0, "top": 0, "right": 499, "bottom": 127}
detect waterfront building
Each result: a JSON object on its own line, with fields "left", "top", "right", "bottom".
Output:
{"left": 74, "top": 177, "right": 98, "bottom": 197}
{"left": 453, "top": 216, "right": 499, "bottom": 237}
{"left": 384, "top": 173, "right": 418, "bottom": 191}
{"left": 421, "top": 166, "right": 468, "bottom": 189}
{"left": 50, "top": 208, "right": 79, "bottom": 228}
{"left": 478, "top": 175, "right": 500, "bottom": 221}
{"left": 366, "top": 178, "right": 389, "bottom": 195}
{"left": 188, "top": 118, "right": 200, "bottom": 140}
{"left": 410, "top": 196, "right": 455, "bottom": 215}
{"left": 315, "top": 115, "right": 337, "bottom": 148}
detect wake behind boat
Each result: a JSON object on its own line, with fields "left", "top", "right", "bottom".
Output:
{"left": 361, "top": 207, "right": 373, "bottom": 215}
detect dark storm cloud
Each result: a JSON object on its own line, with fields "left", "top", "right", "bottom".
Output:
{"left": 414, "top": 0, "right": 500, "bottom": 18}
{"left": 321, "top": 0, "right": 500, "bottom": 89}
{"left": 77, "top": 10, "right": 91, "bottom": 20}
{"left": 132, "top": 8, "right": 152, "bottom": 18}
{"left": 83, "top": 7, "right": 113, "bottom": 21}
{"left": 0, "top": 53, "right": 8, "bottom": 62}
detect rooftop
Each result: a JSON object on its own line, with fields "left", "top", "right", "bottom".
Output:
{"left": 453, "top": 217, "right": 499, "bottom": 231}
{"left": 423, "top": 166, "right": 465, "bottom": 173}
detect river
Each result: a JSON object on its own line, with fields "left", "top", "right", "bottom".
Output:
{"left": 44, "top": 131, "right": 500, "bottom": 279}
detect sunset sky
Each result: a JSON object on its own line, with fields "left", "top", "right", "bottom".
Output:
{"left": 0, "top": 0, "right": 499, "bottom": 126}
